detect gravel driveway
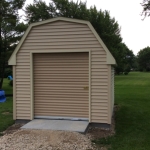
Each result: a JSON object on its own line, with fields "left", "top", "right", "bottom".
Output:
{"left": 0, "top": 115, "right": 115, "bottom": 150}
{"left": 0, "top": 129, "right": 95, "bottom": 150}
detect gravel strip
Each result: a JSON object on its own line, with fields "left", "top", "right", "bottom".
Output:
{"left": 0, "top": 129, "right": 96, "bottom": 150}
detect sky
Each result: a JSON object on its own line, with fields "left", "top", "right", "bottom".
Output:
{"left": 22, "top": 0, "right": 150, "bottom": 55}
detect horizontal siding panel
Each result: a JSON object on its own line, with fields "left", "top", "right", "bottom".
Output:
{"left": 34, "top": 86, "right": 86, "bottom": 92}
{"left": 16, "top": 94, "right": 30, "bottom": 98}
{"left": 91, "top": 55, "right": 106, "bottom": 59}
{"left": 91, "top": 58, "right": 106, "bottom": 62}
{"left": 23, "top": 41, "right": 99, "bottom": 47}
{"left": 92, "top": 113, "right": 108, "bottom": 117}
{"left": 34, "top": 70, "right": 87, "bottom": 77}
{"left": 92, "top": 84, "right": 108, "bottom": 87}
{"left": 34, "top": 112, "right": 88, "bottom": 118}
{"left": 91, "top": 50, "right": 106, "bottom": 55}
{"left": 16, "top": 82, "right": 29, "bottom": 85}
{"left": 34, "top": 97, "right": 88, "bottom": 101}
{"left": 91, "top": 107, "right": 108, "bottom": 111}
{"left": 16, "top": 59, "right": 30, "bottom": 63}
{"left": 91, "top": 61, "right": 107, "bottom": 65}
{"left": 31, "top": 27, "right": 90, "bottom": 33}
{"left": 16, "top": 85, "right": 30, "bottom": 88}
{"left": 16, "top": 73, "right": 30, "bottom": 76}
{"left": 16, "top": 98, "right": 30, "bottom": 101}
{"left": 21, "top": 44, "right": 100, "bottom": 50}
{"left": 35, "top": 95, "right": 88, "bottom": 98}
{"left": 36, "top": 21, "right": 82, "bottom": 26}
{"left": 34, "top": 74, "right": 88, "bottom": 78}
{"left": 91, "top": 110, "right": 108, "bottom": 113}
{"left": 34, "top": 90, "right": 88, "bottom": 95}
{"left": 16, "top": 91, "right": 30, "bottom": 95}
{"left": 91, "top": 79, "right": 108, "bottom": 82}
{"left": 16, "top": 65, "right": 30, "bottom": 69}
{"left": 91, "top": 72, "right": 108, "bottom": 76}
{"left": 91, "top": 82, "right": 108, "bottom": 86}
{"left": 91, "top": 95, "right": 108, "bottom": 100}
{"left": 35, "top": 92, "right": 88, "bottom": 96}
{"left": 34, "top": 68, "right": 88, "bottom": 71}
{"left": 91, "top": 100, "right": 107, "bottom": 103}
{"left": 27, "top": 34, "right": 95, "bottom": 39}
{"left": 17, "top": 107, "right": 30, "bottom": 111}
{"left": 91, "top": 93, "right": 108, "bottom": 96}
{"left": 16, "top": 62, "right": 30, "bottom": 66}
{"left": 16, "top": 104, "right": 30, "bottom": 107}
{"left": 35, "top": 107, "right": 88, "bottom": 111}
{"left": 91, "top": 69, "right": 107, "bottom": 72}
{"left": 25, "top": 37, "right": 96, "bottom": 43}
{"left": 33, "top": 24, "right": 88, "bottom": 30}
{"left": 34, "top": 62, "right": 89, "bottom": 66}
{"left": 91, "top": 103, "right": 108, "bottom": 106}
{"left": 91, "top": 65, "right": 107, "bottom": 69}
{"left": 91, "top": 76, "right": 108, "bottom": 79}
{"left": 35, "top": 101, "right": 88, "bottom": 104}
{"left": 17, "top": 52, "right": 29, "bottom": 56}
{"left": 16, "top": 79, "right": 30, "bottom": 82}
{"left": 16, "top": 101, "right": 30, "bottom": 104}
{"left": 33, "top": 78, "right": 88, "bottom": 82}
{"left": 34, "top": 84, "right": 88, "bottom": 88}
{"left": 29, "top": 30, "right": 93, "bottom": 36}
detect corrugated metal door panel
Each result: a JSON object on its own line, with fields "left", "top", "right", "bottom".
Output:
{"left": 33, "top": 52, "right": 89, "bottom": 120}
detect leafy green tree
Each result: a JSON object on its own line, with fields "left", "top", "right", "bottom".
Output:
{"left": 137, "top": 46, "right": 150, "bottom": 71}
{"left": 141, "top": 0, "right": 150, "bottom": 18}
{"left": 25, "top": 0, "right": 134, "bottom": 74}
{"left": 0, "top": 0, "right": 27, "bottom": 89}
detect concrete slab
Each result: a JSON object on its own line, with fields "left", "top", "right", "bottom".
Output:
{"left": 21, "top": 119, "right": 89, "bottom": 133}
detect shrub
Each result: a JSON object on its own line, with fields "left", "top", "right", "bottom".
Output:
{"left": 4, "top": 68, "right": 12, "bottom": 78}
{"left": 124, "top": 72, "right": 129, "bottom": 75}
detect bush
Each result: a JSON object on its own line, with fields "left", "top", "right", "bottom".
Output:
{"left": 9, "top": 80, "right": 13, "bottom": 87}
{"left": 124, "top": 72, "right": 129, "bottom": 75}
{"left": 4, "top": 68, "right": 12, "bottom": 78}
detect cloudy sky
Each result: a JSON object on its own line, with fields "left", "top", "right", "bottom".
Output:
{"left": 23, "top": 0, "right": 150, "bottom": 55}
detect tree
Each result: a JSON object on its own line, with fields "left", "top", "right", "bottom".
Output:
{"left": 141, "top": 0, "right": 150, "bottom": 18}
{"left": 0, "top": 0, "right": 27, "bottom": 89}
{"left": 25, "top": 0, "right": 134, "bottom": 74}
{"left": 137, "top": 46, "right": 150, "bottom": 71}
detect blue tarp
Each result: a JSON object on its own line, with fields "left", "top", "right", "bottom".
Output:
{"left": 0, "top": 90, "right": 6, "bottom": 103}
{"left": 8, "top": 76, "right": 13, "bottom": 80}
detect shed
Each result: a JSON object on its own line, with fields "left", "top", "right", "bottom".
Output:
{"left": 8, "top": 17, "right": 116, "bottom": 126}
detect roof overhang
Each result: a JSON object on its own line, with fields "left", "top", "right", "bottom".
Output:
{"left": 8, "top": 17, "right": 116, "bottom": 65}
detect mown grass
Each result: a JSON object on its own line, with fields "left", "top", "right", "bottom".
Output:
{"left": 0, "top": 79, "right": 14, "bottom": 135}
{"left": 2, "top": 78, "right": 13, "bottom": 95}
{"left": 94, "top": 72, "right": 150, "bottom": 150}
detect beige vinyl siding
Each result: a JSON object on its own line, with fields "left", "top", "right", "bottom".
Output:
{"left": 16, "top": 20, "right": 109, "bottom": 123}
{"left": 111, "top": 66, "right": 115, "bottom": 115}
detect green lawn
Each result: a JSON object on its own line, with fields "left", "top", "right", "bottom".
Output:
{"left": 95, "top": 72, "right": 150, "bottom": 150}
{"left": 2, "top": 78, "right": 13, "bottom": 95}
{"left": 0, "top": 79, "right": 14, "bottom": 135}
